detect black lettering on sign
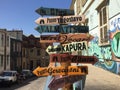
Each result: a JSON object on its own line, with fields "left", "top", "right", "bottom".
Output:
{"left": 37, "top": 69, "right": 47, "bottom": 75}
{"left": 81, "top": 67, "right": 88, "bottom": 74}
{"left": 53, "top": 56, "right": 58, "bottom": 62}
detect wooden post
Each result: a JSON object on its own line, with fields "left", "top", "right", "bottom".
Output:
{"left": 60, "top": 57, "right": 73, "bottom": 90}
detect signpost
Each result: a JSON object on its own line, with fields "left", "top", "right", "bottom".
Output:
{"left": 34, "top": 5, "right": 94, "bottom": 90}
{"left": 35, "top": 15, "right": 85, "bottom": 25}
{"left": 33, "top": 66, "right": 88, "bottom": 77}
{"left": 35, "top": 7, "right": 74, "bottom": 16}
{"left": 50, "top": 53, "right": 98, "bottom": 65}
{"left": 40, "top": 33, "right": 94, "bottom": 43}
{"left": 46, "top": 41, "right": 88, "bottom": 54}
{"left": 35, "top": 25, "right": 89, "bottom": 34}
{"left": 48, "top": 75, "right": 84, "bottom": 90}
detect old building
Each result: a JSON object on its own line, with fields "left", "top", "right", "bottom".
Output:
{"left": 8, "top": 30, "right": 23, "bottom": 72}
{"left": 70, "top": 0, "right": 120, "bottom": 74}
{"left": 22, "top": 34, "right": 50, "bottom": 70}
{"left": 0, "top": 29, "right": 10, "bottom": 73}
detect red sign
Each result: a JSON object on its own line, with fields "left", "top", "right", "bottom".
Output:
{"left": 48, "top": 75, "right": 83, "bottom": 90}
{"left": 50, "top": 53, "right": 98, "bottom": 64}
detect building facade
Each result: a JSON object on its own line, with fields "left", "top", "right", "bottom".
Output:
{"left": 8, "top": 30, "right": 23, "bottom": 72}
{"left": 0, "top": 29, "right": 10, "bottom": 73}
{"left": 22, "top": 34, "right": 50, "bottom": 70}
{"left": 70, "top": 0, "right": 120, "bottom": 74}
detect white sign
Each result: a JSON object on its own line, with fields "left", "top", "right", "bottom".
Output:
{"left": 35, "top": 15, "right": 85, "bottom": 25}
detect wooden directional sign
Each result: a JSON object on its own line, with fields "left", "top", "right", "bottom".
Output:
{"left": 33, "top": 66, "right": 88, "bottom": 77}
{"left": 35, "top": 15, "right": 85, "bottom": 25}
{"left": 40, "top": 33, "right": 94, "bottom": 43}
{"left": 48, "top": 75, "right": 84, "bottom": 90}
{"left": 46, "top": 41, "right": 88, "bottom": 54}
{"left": 35, "top": 25, "right": 89, "bottom": 34}
{"left": 50, "top": 53, "right": 98, "bottom": 65}
{"left": 35, "top": 7, "right": 74, "bottom": 16}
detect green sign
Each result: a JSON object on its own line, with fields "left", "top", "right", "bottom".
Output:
{"left": 35, "top": 25, "right": 89, "bottom": 34}
{"left": 35, "top": 7, "right": 74, "bottom": 16}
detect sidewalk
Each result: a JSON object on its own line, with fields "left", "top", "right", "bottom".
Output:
{"left": 84, "top": 64, "right": 120, "bottom": 90}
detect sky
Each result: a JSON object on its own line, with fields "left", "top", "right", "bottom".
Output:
{"left": 0, "top": 0, "right": 72, "bottom": 36}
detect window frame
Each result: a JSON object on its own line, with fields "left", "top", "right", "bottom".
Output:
{"left": 98, "top": 3, "right": 109, "bottom": 46}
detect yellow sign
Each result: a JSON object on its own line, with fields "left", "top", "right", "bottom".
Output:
{"left": 33, "top": 66, "right": 88, "bottom": 77}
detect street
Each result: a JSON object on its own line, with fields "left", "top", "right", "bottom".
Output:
{"left": 0, "top": 77, "right": 47, "bottom": 90}
{"left": 1, "top": 65, "right": 120, "bottom": 90}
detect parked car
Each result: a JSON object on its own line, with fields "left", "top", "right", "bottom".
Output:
{"left": 21, "top": 69, "right": 33, "bottom": 79}
{"left": 0, "top": 70, "right": 18, "bottom": 86}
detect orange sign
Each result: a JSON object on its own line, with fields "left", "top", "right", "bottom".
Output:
{"left": 40, "top": 33, "right": 94, "bottom": 43}
{"left": 33, "top": 66, "right": 88, "bottom": 77}
{"left": 35, "top": 15, "right": 85, "bottom": 25}
{"left": 50, "top": 53, "right": 98, "bottom": 65}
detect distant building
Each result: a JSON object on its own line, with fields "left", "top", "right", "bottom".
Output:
{"left": 8, "top": 30, "right": 23, "bottom": 72}
{"left": 0, "top": 29, "right": 10, "bottom": 73}
{"left": 70, "top": 0, "right": 120, "bottom": 74}
{"left": 22, "top": 34, "right": 50, "bottom": 70}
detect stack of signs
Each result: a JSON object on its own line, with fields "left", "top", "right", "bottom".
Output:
{"left": 33, "top": 7, "right": 97, "bottom": 89}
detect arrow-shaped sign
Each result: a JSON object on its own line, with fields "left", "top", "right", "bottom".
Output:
{"left": 35, "top": 7, "right": 74, "bottom": 16}
{"left": 50, "top": 53, "right": 98, "bottom": 65}
{"left": 35, "top": 25, "right": 89, "bottom": 34}
{"left": 46, "top": 41, "right": 88, "bottom": 54}
{"left": 40, "top": 33, "right": 94, "bottom": 43}
{"left": 35, "top": 15, "right": 85, "bottom": 25}
{"left": 48, "top": 75, "right": 84, "bottom": 90}
{"left": 33, "top": 66, "right": 88, "bottom": 77}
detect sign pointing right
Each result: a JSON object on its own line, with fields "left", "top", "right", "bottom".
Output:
{"left": 35, "top": 15, "right": 85, "bottom": 25}
{"left": 50, "top": 53, "right": 98, "bottom": 65}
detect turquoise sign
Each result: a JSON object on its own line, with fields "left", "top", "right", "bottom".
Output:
{"left": 35, "top": 25, "right": 89, "bottom": 34}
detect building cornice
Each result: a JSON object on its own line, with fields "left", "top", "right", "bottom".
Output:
{"left": 82, "top": 0, "right": 95, "bottom": 14}
{"left": 70, "top": 0, "right": 75, "bottom": 10}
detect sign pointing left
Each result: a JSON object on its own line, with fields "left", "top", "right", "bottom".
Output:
{"left": 35, "top": 7, "right": 74, "bottom": 16}
{"left": 33, "top": 66, "right": 88, "bottom": 77}
{"left": 35, "top": 15, "right": 85, "bottom": 25}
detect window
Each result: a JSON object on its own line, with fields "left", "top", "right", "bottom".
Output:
{"left": 97, "top": 1, "right": 109, "bottom": 45}
{"left": 30, "top": 49, "right": 33, "bottom": 53}
{"left": 99, "top": 6, "right": 108, "bottom": 44}
{"left": 0, "top": 55, "right": 4, "bottom": 67}
{"left": 1, "top": 34, "right": 4, "bottom": 46}
{"left": 7, "top": 36, "right": 9, "bottom": 47}
{"left": 37, "top": 49, "right": 40, "bottom": 56}
{"left": 6, "top": 55, "right": 9, "bottom": 65}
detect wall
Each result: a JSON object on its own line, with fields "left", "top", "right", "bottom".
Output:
{"left": 87, "top": 0, "right": 120, "bottom": 74}
{"left": 72, "top": 0, "right": 120, "bottom": 74}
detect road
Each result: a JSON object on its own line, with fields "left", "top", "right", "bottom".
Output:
{"left": 1, "top": 65, "right": 120, "bottom": 90}
{"left": 0, "top": 77, "right": 47, "bottom": 90}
